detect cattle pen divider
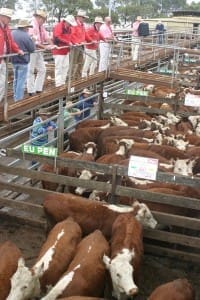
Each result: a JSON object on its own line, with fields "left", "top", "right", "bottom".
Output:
{"left": 0, "top": 148, "right": 199, "bottom": 263}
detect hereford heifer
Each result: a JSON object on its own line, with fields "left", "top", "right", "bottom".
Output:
{"left": 148, "top": 278, "right": 195, "bottom": 300}
{"left": 41, "top": 230, "right": 110, "bottom": 299}
{"left": 103, "top": 214, "right": 143, "bottom": 299}
{"left": 0, "top": 241, "right": 22, "bottom": 300}
{"left": 7, "top": 218, "right": 82, "bottom": 299}
{"left": 43, "top": 193, "right": 157, "bottom": 239}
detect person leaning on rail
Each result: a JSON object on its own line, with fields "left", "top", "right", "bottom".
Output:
{"left": 70, "top": 9, "right": 89, "bottom": 80}
{"left": 74, "top": 88, "right": 97, "bottom": 122}
{"left": 131, "top": 16, "right": 142, "bottom": 62}
{"left": 155, "top": 20, "right": 165, "bottom": 44}
{"left": 0, "top": 7, "right": 24, "bottom": 103}
{"left": 27, "top": 10, "right": 56, "bottom": 96}
{"left": 31, "top": 108, "right": 57, "bottom": 147}
{"left": 11, "top": 19, "right": 35, "bottom": 102}
{"left": 52, "top": 15, "right": 77, "bottom": 87}
{"left": 98, "top": 16, "right": 116, "bottom": 72}
{"left": 81, "top": 16, "right": 105, "bottom": 78}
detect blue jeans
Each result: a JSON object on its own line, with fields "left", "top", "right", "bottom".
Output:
{"left": 13, "top": 64, "right": 28, "bottom": 101}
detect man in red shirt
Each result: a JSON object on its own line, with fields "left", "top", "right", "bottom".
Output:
{"left": 0, "top": 7, "right": 24, "bottom": 102}
{"left": 82, "top": 16, "right": 104, "bottom": 78}
{"left": 52, "top": 15, "right": 77, "bottom": 87}
{"left": 71, "top": 9, "right": 88, "bottom": 79}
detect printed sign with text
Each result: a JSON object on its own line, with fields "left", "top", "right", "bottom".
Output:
{"left": 128, "top": 155, "right": 158, "bottom": 180}
{"left": 185, "top": 93, "right": 200, "bottom": 107}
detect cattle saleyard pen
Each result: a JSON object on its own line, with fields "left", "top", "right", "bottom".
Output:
{"left": 0, "top": 26, "right": 200, "bottom": 299}
{"left": 1, "top": 91, "right": 200, "bottom": 298}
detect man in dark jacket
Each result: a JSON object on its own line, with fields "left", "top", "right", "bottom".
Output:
{"left": 12, "top": 19, "right": 35, "bottom": 101}
{"left": 75, "top": 88, "right": 97, "bottom": 122}
{"left": 155, "top": 20, "right": 165, "bottom": 44}
{"left": 0, "top": 7, "right": 24, "bottom": 102}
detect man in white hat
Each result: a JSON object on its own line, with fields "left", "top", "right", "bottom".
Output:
{"left": 27, "top": 10, "right": 55, "bottom": 96}
{"left": 131, "top": 16, "right": 142, "bottom": 62}
{"left": 0, "top": 7, "right": 24, "bottom": 102}
{"left": 98, "top": 16, "right": 115, "bottom": 72}
{"left": 82, "top": 16, "right": 105, "bottom": 78}
{"left": 11, "top": 20, "right": 35, "bottom": 101}
{"left": 70, "top": 9, "right": 89, "bottom": 79}
{"left": 52, "top": 15, "right": 77, "bottom": 87}
{"left": 74, "top": 88, "right": 97, "bottom": 122}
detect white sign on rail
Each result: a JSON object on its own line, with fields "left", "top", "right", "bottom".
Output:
{"left": 185, "top": 93, "right": 200, "bottom": 107}
{"left": 128, "top": 155, "right": 158, "bottom": 180}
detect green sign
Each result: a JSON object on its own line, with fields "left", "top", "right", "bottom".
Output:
{"left": 126, "top": 89, "right": 148, "bottom": 96}
{"left": 22, "top": 145, "right": 58, "bottom": 157}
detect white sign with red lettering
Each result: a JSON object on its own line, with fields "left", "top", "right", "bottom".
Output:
{"left": 128, "top": 155, "right": 158, "bottom": 180}
{"left": 185, "top": 93, "right": 200, "bottom": 107}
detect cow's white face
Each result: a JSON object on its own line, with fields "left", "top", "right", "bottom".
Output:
{"left": 103, "top": 249, "right": 138, "bottom": 300}
{"left": 7, "top": 258, "right": 40, "bottom": 300}
{"left": 75, "top": 170, "right": 93, "bottom": 195}
{"left": 188, "top": 116, "right": 199, "bottom": 129}
{"left": 173, "top": 159, "right": 194, "bottom": 176}
{"left": 110, "top": 116, "right": 128, "bottom": 127}
{"left": 119, "top": 139, "right": 135, "bottom": 150}
{"left": 173, "top": 139, "right": 189, "bottom": 151}
{"left": 166, "top": 112, "right": 180, "bottom": 124}
{"left": 154, "top": 133, "right": 163, "bottom": 145}
{"left": 165, "top": 93, "right": 176, "bottom": 98}
{"left": 133, "top": 201, "right": 157, "bottom": 229}
{"left": 196, "top": 123, "right": 200, "bottom": 136}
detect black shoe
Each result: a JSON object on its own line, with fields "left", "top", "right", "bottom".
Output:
{"left": 36, "top": 91, "right": 42, "bottom": 94}
{"left": 29, "top": 93, "right": 34, "bottom": 96}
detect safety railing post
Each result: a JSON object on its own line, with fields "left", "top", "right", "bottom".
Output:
{"left": 57, "top": 98, "right": 64, "bottom": 154}
{"left": 3, "top": 57, "right": 9, "bottom": 122}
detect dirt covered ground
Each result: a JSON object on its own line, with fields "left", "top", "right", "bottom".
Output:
{"left": 0, "top": 217, "right": 199, "bottom": 299}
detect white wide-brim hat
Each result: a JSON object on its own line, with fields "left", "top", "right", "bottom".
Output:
{"left": 65, "top": 15, "right": 77, "bottom": 26}
{"left": 136, "top": 16, "right": 142, "bottom": 21}
{"left": 38, "top": 108, "right": 52, "bottom": 116}
{"left": 82, "top": 88, "right": 92, "bottom": 94}
{"left": 0, "top": 7, "right": 13, "bottom": 18}
{"left": 17, "top": 19, "right": 33, "bottom": 28}
{"left": 34, "top": 10, "right": 47, "bottom": 19}
{"left": 94, "top": 16, "right": 104, "bottom": 24}
{"left": 77, "top": 9, "right": 89, "bottom": 19}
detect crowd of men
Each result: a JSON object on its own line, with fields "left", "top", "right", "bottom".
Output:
{"left": 0, "top": 7, "right": 116, "bottom": 103}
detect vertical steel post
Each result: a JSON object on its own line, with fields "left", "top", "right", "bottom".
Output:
{"left": 98, "top": 82, "right": 104, "bottom": 120}
{"left": 57, "top": 98, "right": 64, "bottom": 154}
{"left": 68, "top": 47, "right": 74, "bottom": 95}
{"left": 3, "top": 57, "right": 9, "bottom": 122}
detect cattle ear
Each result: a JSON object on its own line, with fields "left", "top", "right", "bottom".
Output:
{"left": 103, "top": 254, "right": 111, "bottom": 269}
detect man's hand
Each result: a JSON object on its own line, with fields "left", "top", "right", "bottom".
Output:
{"left": 45, "top": 45, "right": 57, "bottom": 50}
{"left": 18, "top": 50, "right": 24, "bottom": 56}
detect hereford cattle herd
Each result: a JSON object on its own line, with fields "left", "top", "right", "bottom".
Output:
{"left": 0, "top": 82, "right": 199, "bottom": 299}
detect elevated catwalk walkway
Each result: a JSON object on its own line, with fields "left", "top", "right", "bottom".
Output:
{"left": 0, "top": 35, "right": 199, "bottom": 122}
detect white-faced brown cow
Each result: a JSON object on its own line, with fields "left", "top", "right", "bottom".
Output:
{"left": 103, "top": 214, "right": 143, "bottom": 299}
{"left": 41, "top": 230, "right": 110, "bottom": 299}
{"left": 43, "top": 193, "right": 157, "bottom": 239}
{"left": 7, "top": 218, "right": 82, "bottom": 300}
{"left": 0, "top": 241, "right": 22, "bottom": 300}
{"left": 148, "top": 278, "right": 195, "bottom": 300}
